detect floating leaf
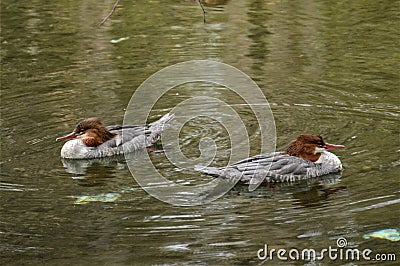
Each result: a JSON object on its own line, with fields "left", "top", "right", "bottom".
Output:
{"left": 74, "top": 193, "right": 120, "bottom": 205}
{"left": 363, "top": 228, "right": 400, "bottom": 242}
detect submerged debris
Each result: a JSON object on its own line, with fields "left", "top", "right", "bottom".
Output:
{"left": 110, "top": 37, "right": 129, "bottom": 43}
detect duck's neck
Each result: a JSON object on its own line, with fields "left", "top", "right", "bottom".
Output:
{"left": 286, "top": 141, "right": 321, "bottom": 162}
{"left": 81, "top": 128, "right": 116, "bottom": 147}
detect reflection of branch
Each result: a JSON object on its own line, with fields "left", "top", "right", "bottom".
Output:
{"left": 198, "top": 0, "right": 206, "bottom": 23}
{"left": 100, "top": 0, "right": 205, "bottom": 26}
{"left": 99, "top": 0, "right": 122, "bottom": 26}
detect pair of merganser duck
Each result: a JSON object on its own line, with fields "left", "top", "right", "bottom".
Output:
{"left": 57, "top": 114, "right": 344, "bottom": 182}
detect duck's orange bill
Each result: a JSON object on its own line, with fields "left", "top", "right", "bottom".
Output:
{"left": 56, "top": 132, "right": 78, "bottom": 141}
{"left": 325, "top": 143, "right": 345, "bottom": 149}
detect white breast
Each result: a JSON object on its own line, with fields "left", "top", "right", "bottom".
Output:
{"left": 60, "top": 139, "right": 93, "bottom": 159}
{"left": 315, "top": 151, "right": 343, "bottom": 171}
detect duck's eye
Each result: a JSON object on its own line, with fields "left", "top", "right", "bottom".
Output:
{"left": 75, "top": 128, "right": 85, "bottom": 134}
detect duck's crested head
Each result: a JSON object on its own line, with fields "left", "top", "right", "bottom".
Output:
{"left": 286, "top": 134, "right": 344, "bottom": 162}
{"left": 73, "top": 117, "right": 105, "bottom": 134}
{"left": 56, "top": 117, "right": 116, "bottom": 146}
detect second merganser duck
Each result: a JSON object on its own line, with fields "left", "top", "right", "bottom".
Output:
{"left": 56, "top": 113, "right": 174, "bottom": 159}
{"left": 195, "top": 134, "right": 345, "bottom": 187}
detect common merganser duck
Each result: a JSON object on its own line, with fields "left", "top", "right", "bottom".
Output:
{"left": 56, "top": 113, "right": 174, "bottom": 159}
{"left": 195, "top": 134, "right": 345, "bottom": 186}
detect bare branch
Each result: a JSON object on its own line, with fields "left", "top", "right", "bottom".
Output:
{"left": 99, "top": 0, "right": 122, "bottom": 26}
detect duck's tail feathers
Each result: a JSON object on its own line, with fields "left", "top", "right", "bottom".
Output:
{"left": 150, "top": 113, "right": 175, "bottom": 127}
{"left": 147, "top": 113, "right": 175, "bottom": 143}
{"left": 195, "top": 165, "right": 222, "bottom": 177}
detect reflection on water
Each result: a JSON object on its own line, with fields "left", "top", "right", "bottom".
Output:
{"left": 61, "top": 156, "right": 127, "bottom": 175}
{"left": 1, "top": 0, "right": 399, "bottom": 264}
